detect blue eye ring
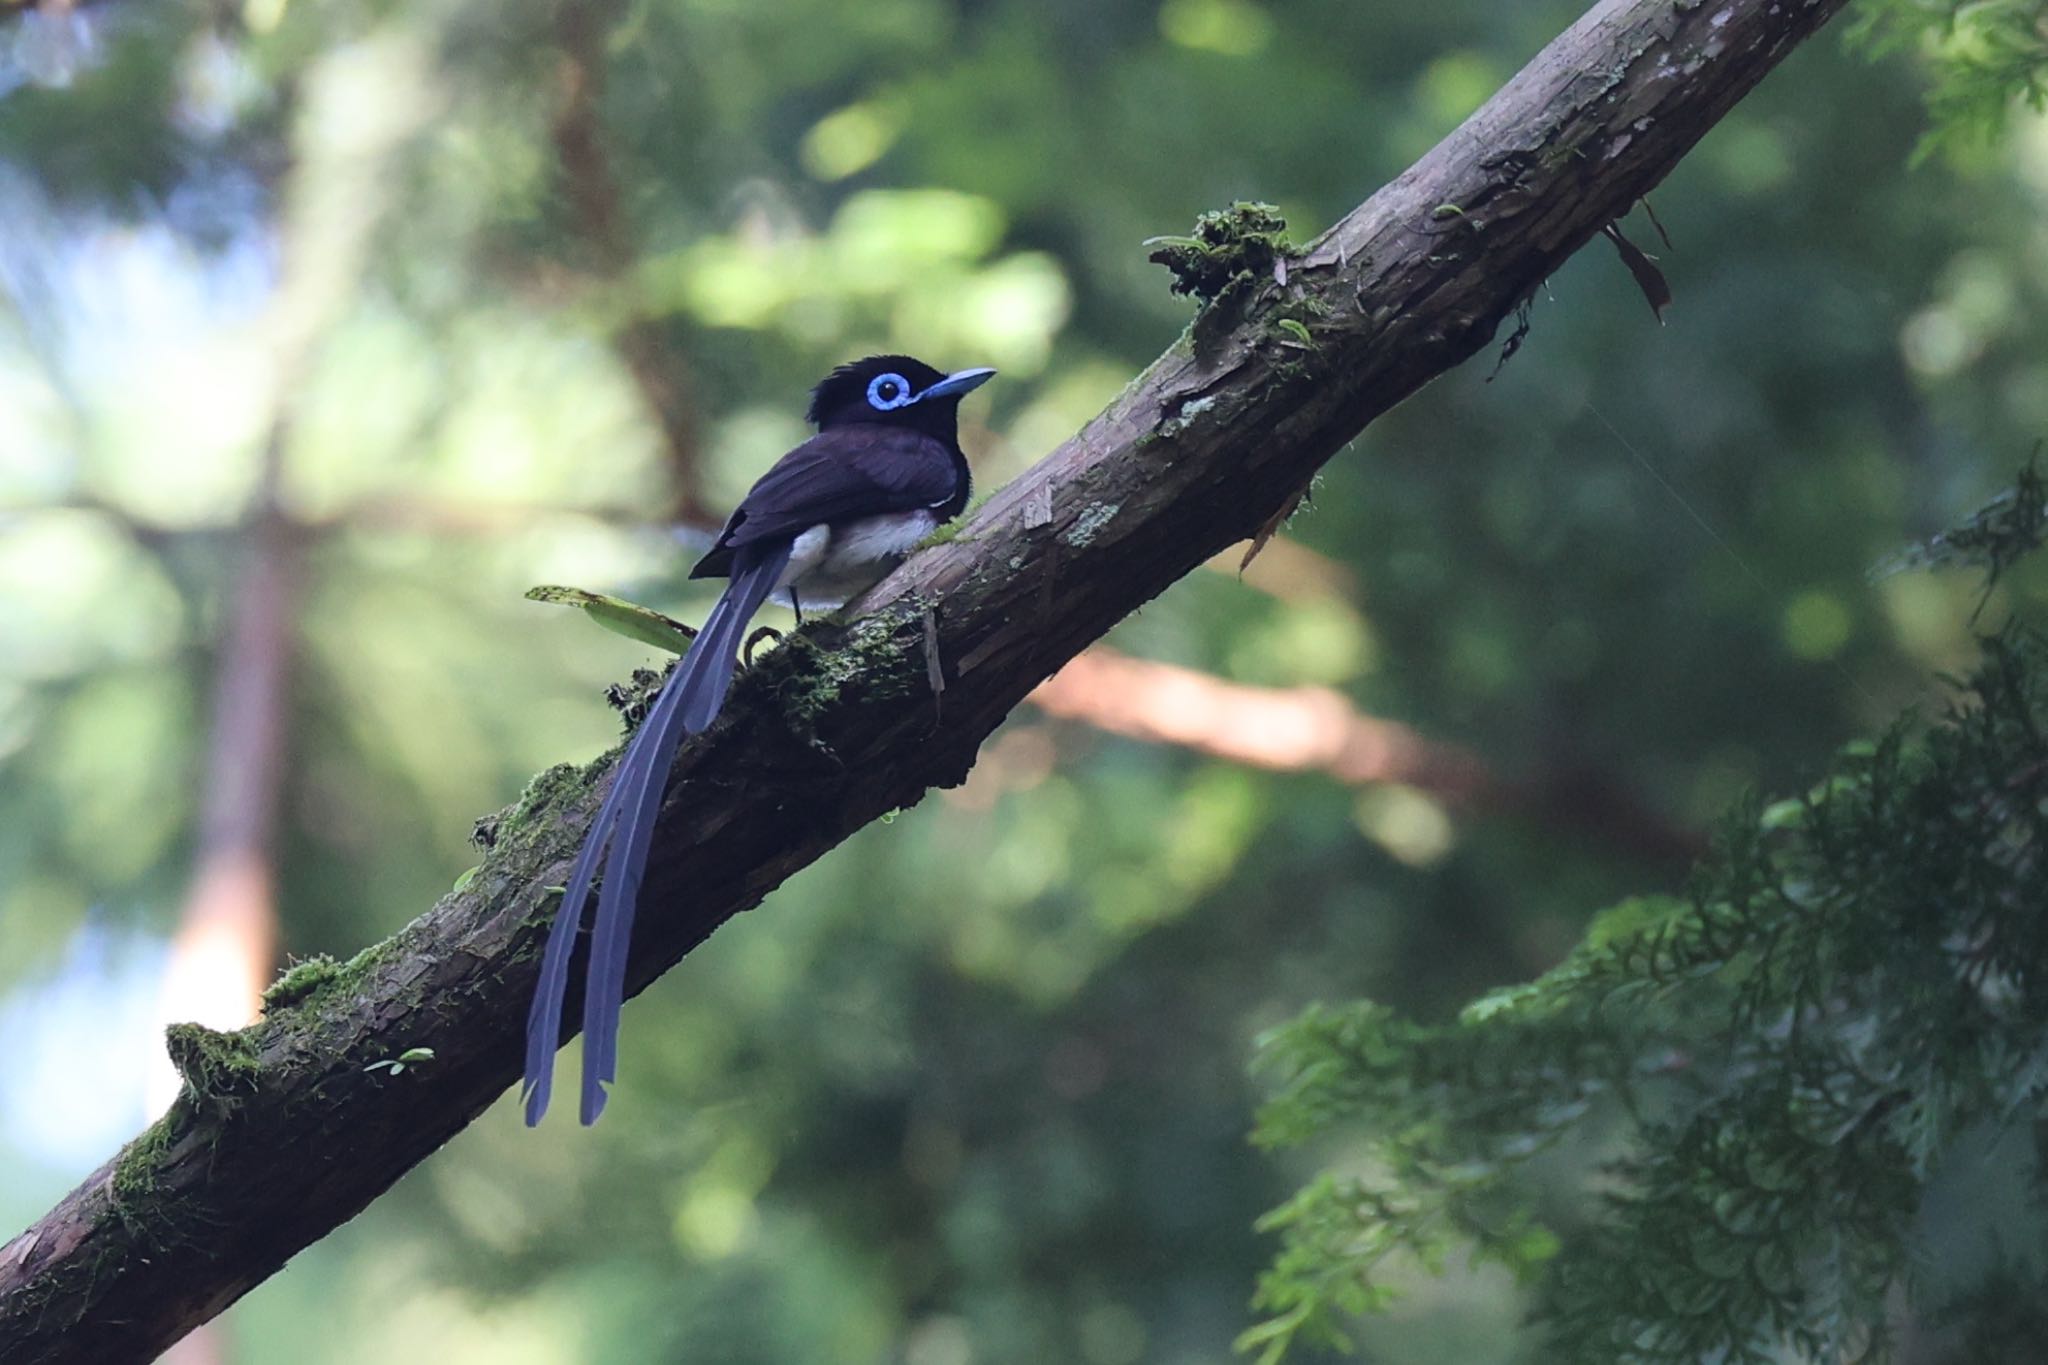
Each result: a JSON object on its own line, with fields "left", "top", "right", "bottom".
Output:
{"left": 866, "top": 372, "right": 915, "bottom": 410}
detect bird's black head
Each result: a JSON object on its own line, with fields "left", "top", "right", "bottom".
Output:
{"left": 806, "top": 354, "right": 996, "bottom": 439}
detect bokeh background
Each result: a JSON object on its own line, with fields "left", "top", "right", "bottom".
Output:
{"left": 4, "top": 0, "right": 2047, "bottom": 1361}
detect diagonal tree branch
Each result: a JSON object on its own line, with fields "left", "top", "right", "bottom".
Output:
{"left": 0, "top": 0, "right": 1855, "bottom": 1358}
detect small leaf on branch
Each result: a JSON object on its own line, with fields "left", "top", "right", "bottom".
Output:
{"left": 1602, "top": 221, "right": 1672, "bottom": 322}
{"left": 526, "top": 585, "right": 699, "bottom": 655}
{"left": 1241, "top": 480, "right": 1314, "bottom": 571}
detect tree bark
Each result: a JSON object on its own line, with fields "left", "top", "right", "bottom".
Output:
{"left": 0, "top": 0, "right": 1854, "bottom": 1358}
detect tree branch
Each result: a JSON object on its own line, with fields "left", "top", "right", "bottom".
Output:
{"left": 0, "top": 0, "right": 1853, "bottom": 1358}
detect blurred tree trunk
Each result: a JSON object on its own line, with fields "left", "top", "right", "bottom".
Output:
{"left": 150, "top": 449, "right": 297, "bottom": 1117}
{"left": 551, "top": 0, "right": 711, "bottom": 525}
{"left": 148, "top": 447, "right": 299, "bottom": 1365}
{"left": 0, "top": 0, "right": 1854, "bottom": 1359}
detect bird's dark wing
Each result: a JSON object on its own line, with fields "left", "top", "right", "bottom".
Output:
{"left": 691, "top": 425, "right": 959, "bottom": 579}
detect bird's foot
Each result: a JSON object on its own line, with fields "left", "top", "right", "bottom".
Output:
{"left": 742, "top": 626, "right": 784, "bottom": 669}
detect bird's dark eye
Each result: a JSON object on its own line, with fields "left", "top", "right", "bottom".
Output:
{"left": 866, "top": 372, "right": 915, "bottom": 411}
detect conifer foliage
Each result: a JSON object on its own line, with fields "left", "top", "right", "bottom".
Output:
{"left": 1849, "top": 0, "right": 2048, "bottom": 160}
{"left": 1246, "top": 475, "right": 2048, "bottom": 1362}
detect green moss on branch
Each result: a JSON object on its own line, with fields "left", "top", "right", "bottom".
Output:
{"left": 1147, "top": 201, "right": 1294, "bottom": 303}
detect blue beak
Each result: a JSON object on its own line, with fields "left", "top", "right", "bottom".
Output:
{"left": 918, "top": 366, "right": 997, "bottom": 402}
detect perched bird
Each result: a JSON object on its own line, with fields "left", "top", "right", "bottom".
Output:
{"left": 524, "top": 355, "right": 995, "bottom": 1125}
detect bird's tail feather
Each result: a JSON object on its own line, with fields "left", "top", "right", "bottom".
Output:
{"left": 521, "top": 544, "right": 789, "bottom": 1126}
{"left": 673, "top": 555, "right": 785, "bottom": 736}
{"left": 521, "top": 764, "right": 629, "bottom": 1125}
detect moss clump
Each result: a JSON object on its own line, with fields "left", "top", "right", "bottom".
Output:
{"left": 108, "top": 1115, "right": 176, "bottom": 1207}
{"left": 261, "top": 954, "right": 345, "bottom": 1013}
{"left": 164, "top": 1023, "right": 263, "bottom": 1108}
{"left": 916, "top": 494, "right": 990, "bottom": 550}
{"left": 260, "top": 931, "right": 407, "bottom": 1016}
{"left": 473, "top": 759, "right": 600, "bottom": 867}
{"left": 606, "top": 666, "right": 667, "bottom": 730}
{"left": 332, "top": 931, "right": 404, "bottom": 991}
{"left": 512, "top": 762, "right": 586, "bottom": 822}
{"left": 1147, "top": 201, "right": 1293, "bottom": 303}
{"left": 764, "top": 613, "right": 923, "bottom": 733}
{"left": 106, "top": 1105, "right": 208, "bottom": 1248}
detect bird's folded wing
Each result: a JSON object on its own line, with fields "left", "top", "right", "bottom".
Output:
{"left": 717, "top": 426, "right": 957, "bottom": 547}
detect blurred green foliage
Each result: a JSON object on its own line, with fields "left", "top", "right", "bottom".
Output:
{"left": 1850, "top": 0, "right": 2048, "bottom": 162}
{"left": 5, "top": 0, "right": 2048, "bottom": 1362}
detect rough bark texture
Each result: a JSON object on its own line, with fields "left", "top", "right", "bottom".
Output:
{"left": 0, "top": 0, "right": 1853, "bottom": 1358}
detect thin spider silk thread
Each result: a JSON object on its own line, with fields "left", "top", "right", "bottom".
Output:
{"left": 1585, "top": 400, "right": 1880, "bottom": 709}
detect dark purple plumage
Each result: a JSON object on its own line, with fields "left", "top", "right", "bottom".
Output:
{"left": 689, "top": 425, "right": 967, "bottom": 580}
{"left": 523, "top": 354, "right": 992, "bottom": 1125}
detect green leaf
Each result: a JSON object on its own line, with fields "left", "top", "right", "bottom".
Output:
{"left": 1759, "top": 799, "right": 1806, "bottom": 831}
{"left": 526, "top": 585, "right": 698, "bottom": 655}
{"left": 1580, "top": 893, "right": 1683, "bottom": 949}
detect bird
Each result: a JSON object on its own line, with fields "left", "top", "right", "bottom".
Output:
{"left": 523, "top": 355, "right": 995, "bottom": 1126}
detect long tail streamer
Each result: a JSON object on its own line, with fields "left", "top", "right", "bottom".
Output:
{"left": 522, "top": 543, "right": 792, "bottom": 1125}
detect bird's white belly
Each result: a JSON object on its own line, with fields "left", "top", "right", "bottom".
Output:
{"left": 777, "top": 509, "right": 939, "bottom": 610}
